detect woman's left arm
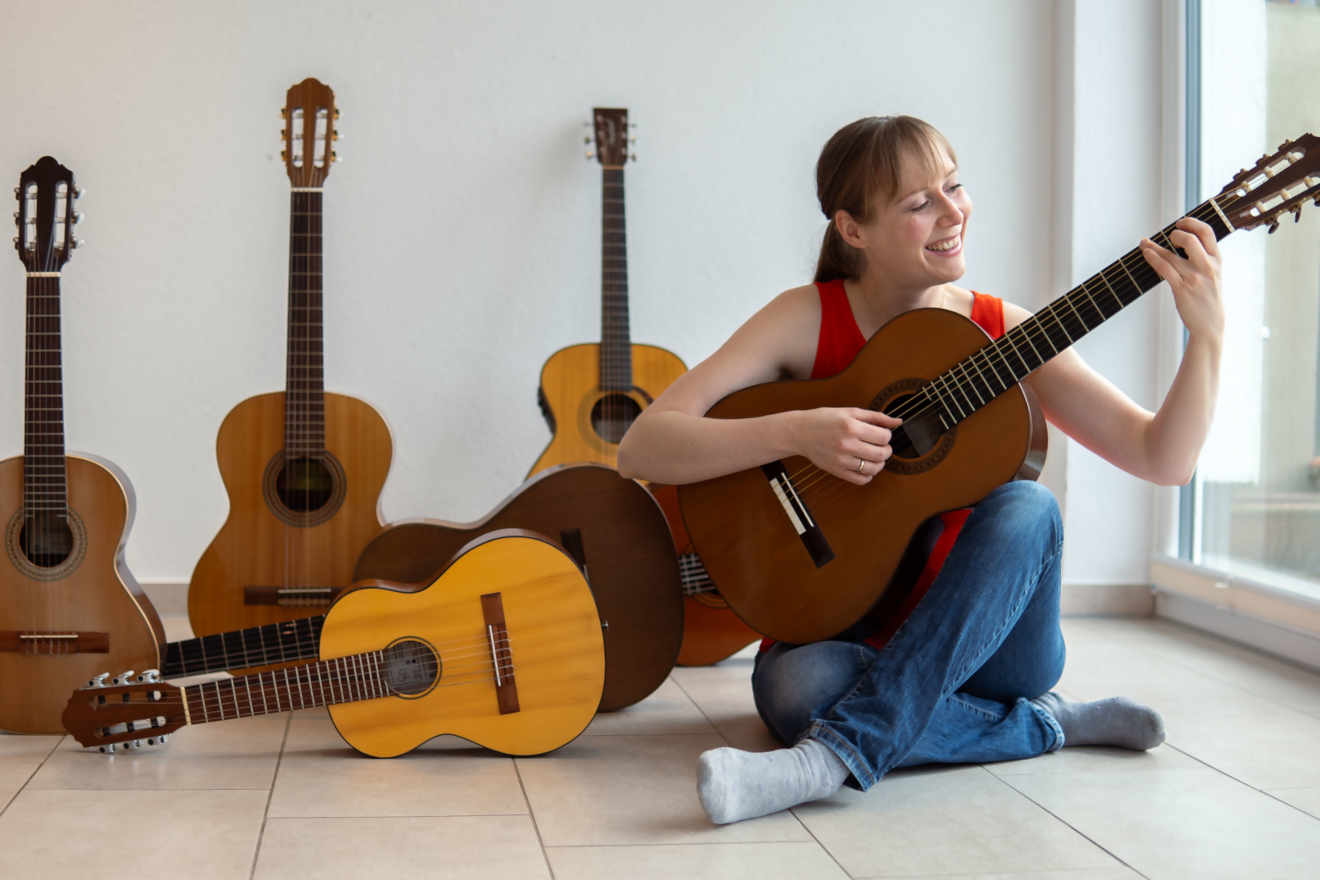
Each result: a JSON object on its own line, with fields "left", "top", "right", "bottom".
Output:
{"left": 1017, "top": 217, "right": 1224, "bottom": 486}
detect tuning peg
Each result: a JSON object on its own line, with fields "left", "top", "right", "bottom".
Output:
{"left": 1267, "top": 220, "right": 1280, "bottom": 234}
{"left": 12, "top": 187, "right": 19, "bottom": 197}
{"left": 70, "top": 238, "right": 83, "bottom": 249}
{"left": 74, "top": 186, "right": 84, "bottom": 198}
{"left": 1313, "top": 195, "right": 1320, "bottom": 207}
{"left": 137, "top": 669, "right": 160, "bottom": 683}
{"left": 332, "top": 130, "right": 340, "bottom": 141}
{"left": 631, "top": 153, "right": 638, "bottom": 162}
{"left": 280, "top": 149, "right": 287, "bottom": 160}
{"left": 12, "top": 212, "right": 18, "bottom": 223}
{"left": 586, "top": 150, "right": 595, "bottom": 160}
{"left": 73, "top": 212, "right": 84, "bottom": 224}
{"left": 145, "top": 734, "right": 168, "bottom": 746}
{"left": 98, "top": 743, "right": 117, "bottom": 753}
{"left": 88, "top": 672, "right": 110, "bottom": 688}
{"left": 334, "top": 109, "right": 341, "bottom": 120}
{"left": 1292, "top": 205, "right": 1303, "bottom": 223}
{"left": 112, "top": 670, "right": 135, "bottom": 685}
{"left": 331, "top": 150, "right": 340, "bottom": 163}
{"left": 11, "top": 236, "right": 19, "bottom": 247}
{"left": 584, "top": 136, "right": 592, "bottom": 144}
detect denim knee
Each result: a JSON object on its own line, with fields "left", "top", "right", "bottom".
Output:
{"left": 752, "top": 642, "right": 872, "bottom": 744}
{"left": 980, "top": 481, "right": 1062, "bottom": 556}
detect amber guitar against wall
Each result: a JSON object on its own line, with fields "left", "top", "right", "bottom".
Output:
{"left": 529, "top": 109, "right": 757, "bottom": 665}
{"left": 66, "top": 532, "right": 605, "bottom": 757}
{"left": 679, "top": 136, "right": 1320, "bottom": 645}
{"left": 188, "top": 78, "right": 392, "bottom": 638}
{"left": 1, "top": 157, "right": 163, "bottom": 733}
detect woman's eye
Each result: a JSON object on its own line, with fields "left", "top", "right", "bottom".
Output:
{"left": 911, "top": 200, "right": 931, "bottom": 212}
{"left": 946, "top": 183, "right": 963, "bottom": 193}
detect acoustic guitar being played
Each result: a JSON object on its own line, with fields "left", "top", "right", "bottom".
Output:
{"left": 187, "top": 78, "right": 392, "bottom": 638}
{"left": 0, "top": 157, "right": 164, "bottom": 733}
{"left": 679, "top": 135, "right": 1320, "bottom": 645}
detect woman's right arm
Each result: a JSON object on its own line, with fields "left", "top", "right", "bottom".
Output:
{"left": 617, "top": 288, "right": 899, "bottom": 486}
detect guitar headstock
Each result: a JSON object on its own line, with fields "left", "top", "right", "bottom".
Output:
{"left": 589, "top": 108, "right": 634, "bottom": 168}
{"left": 62, "top": 670, "right": 185, "bottom": 752}
{"left": 1215, "top": 133, "right": 1320, "bottom": 233}
{"left": 281, "top": 77, "right": 339, "bottom": 188}
{"left": 13, "top": 156, "right": 80, "bottom": 272}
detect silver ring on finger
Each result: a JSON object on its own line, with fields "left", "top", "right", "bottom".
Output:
{"left": 856, "top": 456, "right": 866, "bottom": 474}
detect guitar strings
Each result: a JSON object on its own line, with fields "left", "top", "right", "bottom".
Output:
{"left": 779, "top": 195, "right": 1237, "bottom": 502}
{"left": 173, "top": 630, "right": 514, "bottom": 674}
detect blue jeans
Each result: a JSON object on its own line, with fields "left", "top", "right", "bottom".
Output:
{"left": 751, "top": 481, "right": 1066, "bottom": 789}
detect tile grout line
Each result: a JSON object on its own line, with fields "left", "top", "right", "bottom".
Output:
{"left": 247, "top": 712, "right": 294, "bottom": 880}
{"left": 512, "top": 757, "right": 557, "bottom": 880}
{"left": 984, "top": 765, "right": 1152, "bottom": 880}
{"left": 669, "top": 674, "right": 854, "bottom": 876}
{"left": 1162, "top": 742, "right": 1320, "bottom": 822}
{"left": 0, "top": 734, "right": 67, "bottom": 817}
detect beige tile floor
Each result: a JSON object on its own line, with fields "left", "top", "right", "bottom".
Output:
{"left": 3, "top": 615, "right": 1319, "bottom": 879}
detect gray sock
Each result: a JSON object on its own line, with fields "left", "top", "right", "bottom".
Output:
{"left": 1033, "top": 692, "right": 1165, "bottom": 750}
{"left": 696, "top": 737, "right": 850, "bottom": 825}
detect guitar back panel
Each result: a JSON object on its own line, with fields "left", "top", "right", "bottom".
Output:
{"left": 326, "top": 534, "right": 604, "bottom": 757}
{"left": 353, "top": 464, "right": 682, "bottom": 711}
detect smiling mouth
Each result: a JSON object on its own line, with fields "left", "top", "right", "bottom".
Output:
{"left": 926, "top": 236, "right": 961, "bottom": 253}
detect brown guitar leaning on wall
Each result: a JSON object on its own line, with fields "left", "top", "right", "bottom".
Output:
{"left": 0, "top": 157, "right": 164, "bottom": 733}
{"left": 188, "top": 78, "right": 393, "bottom": 639}
{"left": 65, "top": 531, "right": 605, "bottom": 757}
{"left": 529, "top": 108, "right": 758, "bottom": 665}
{"left": 678, "top": 135, "right": 1320, "bottom": 646}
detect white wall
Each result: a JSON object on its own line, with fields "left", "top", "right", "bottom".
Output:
{"left": 0, "top": 0, "right": 1170, "bottom": 587}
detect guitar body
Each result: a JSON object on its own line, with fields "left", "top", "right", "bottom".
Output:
{"left": 188, "top": 391, "right": 392, "bottom": 637}
{"left": 528, "top": 342, "right": 687, "bottom": 475}
{"left": 679, "top": 308, "right": 1047, "bottom": 645}
{"left": 649, "top": 483, "right": 760, "bottom": 666}
{"left": 0, "top": 454, "right": 163, "bottom": 733}
{"left": 353, "top": 464, "right": 682, "bottom": 711}
{"left": 326, "top": 532, "right": 605, "bottom": 757}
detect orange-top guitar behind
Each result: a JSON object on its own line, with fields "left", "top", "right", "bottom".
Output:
{"left": 1, "top": 157, "right": 163, "bottom": 733}
{"left": 188, "top": 78, "right": 392, "bottom": 638}
{"left": 528, "top": 108, "right": 757, "bottom": 665}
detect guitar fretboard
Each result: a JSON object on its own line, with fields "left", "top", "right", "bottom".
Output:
{"left": 185, "top": 649, "right": 390, "bottom": 724}
{"left": 24, "top": 275, "right": 68, "bottom": 515}
{"left": 161, "top": 615, "right": 324, "bottom": 678}
{"left": 901, "top": 197, "right": 1233, "bottom": 432}
{"left": 600, "top": 167, "right": 632, "bottom": 391}
{"left": 286, "top": 189, "right": 325, "bottom": 454}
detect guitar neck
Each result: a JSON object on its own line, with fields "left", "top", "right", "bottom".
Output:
{"left": 600, "top": 166, "right": 632, "bottom": 390}
{"left": 286, "top": 189, "right": 326, "bottom": 455}
{"left": 161, "top": 615, "right": 324, "bottom": 678}
{"left": 920, "top": 197, "right": 1234, "bottom": 431}
{"left": 24, "top": 274, "right": 68, "bottom": 513}
{"left": 182, "top": 649, "right": 390, "bottom": 724}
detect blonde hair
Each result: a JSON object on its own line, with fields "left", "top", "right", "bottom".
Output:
{"left": 813, "top": 116, "right": 956, "bottom": 283}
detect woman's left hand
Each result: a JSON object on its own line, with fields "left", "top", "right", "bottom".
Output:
{"left": 1139, "top": 216, "right": 1224, "bottom": 345}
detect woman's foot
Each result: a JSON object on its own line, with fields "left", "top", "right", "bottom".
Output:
{"left": 1033, "top": 692, "right": 1165, "bottom": 750}
{"left": 697, "top": 738, "right": 849, "bottom": 824}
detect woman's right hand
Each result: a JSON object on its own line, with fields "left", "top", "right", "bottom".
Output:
{"left": 787, "top": 407, "right": 902, "bottom": 485}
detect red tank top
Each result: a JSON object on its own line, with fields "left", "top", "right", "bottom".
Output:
{"left": 764, "top": 279, "right": 1006, "bottom": 650}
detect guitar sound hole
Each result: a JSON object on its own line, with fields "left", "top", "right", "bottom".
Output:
{"left": 19, "top": 513, "right": 75, "bottom": 568}
{"left": 886, "top": 393, "right": 922, "bottom": 459}
{"left": 275, "top": 457, "right": 335, "bottom": 513}
{"left": 590, "top": 393, "right": 642, "bottom": 443}
{"left": 382, "top": 638, "right": 440, "bottom": 698}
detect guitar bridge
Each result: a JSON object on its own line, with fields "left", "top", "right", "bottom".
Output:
{"left": 761, "top": 461, "right": 834, "bottom": 568}
{"left": 243, "top": 586, "right": 346, "bottom": 606}
{"left": 480, "top": 592, "right": 519, "bottom": 715}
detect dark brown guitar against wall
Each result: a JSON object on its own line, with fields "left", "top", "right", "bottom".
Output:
{"left": 188, "top": 78, "right": 392, "bottom": 638}
{"left": 353, "top": 464, "right": 682, "bottom": 711}
{"left": 679, "top": 135, "right": 1320, "bottom": 645}
{"left": 529, "top": 108, "right": 758, "bottom": 665}
{"left": 0, "top": 157, "right": 164, "bottom": 733}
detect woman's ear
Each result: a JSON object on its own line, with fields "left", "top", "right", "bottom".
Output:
{"left": 833, "top": 209, "right": 867, "bottom": 249}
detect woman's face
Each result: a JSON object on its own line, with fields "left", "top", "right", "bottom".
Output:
{"left": 853, "top": 145, "right": 971, "bottom": 290}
